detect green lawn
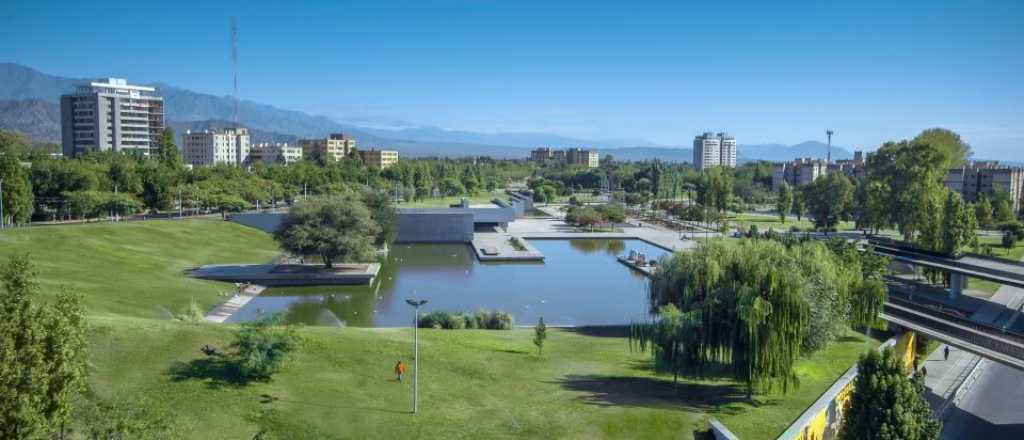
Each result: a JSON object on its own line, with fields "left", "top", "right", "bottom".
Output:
{"left": 86, "top": 318, "right": 878, "bottom": 439}
{"left": 2, "top": 218, "right": 876, "bottom": 439}
{"left": 964, "top": 235, "right": 1023, "bottom": 295}
{"left": 0, "top": 219, "right": 279, "bottom": 319}
{"left": 727, "top": 213, "right": 857, "bottom": 233}
{"left": 399, "top": 191, "right": 506, "bottom": 208}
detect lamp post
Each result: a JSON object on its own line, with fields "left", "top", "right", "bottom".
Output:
{"left": 405, "top": 298, "right": 428, "bottom": 414}
{"left": 0, "top": 178, "right": 4, "bottom": 229}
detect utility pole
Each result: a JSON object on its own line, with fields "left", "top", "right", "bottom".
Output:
{"left": 826, "top": 129, "right": 834, "bottom": 164}
{"left": 0, "top": 178, "right": 4, "bottom": 229}
{"left": 405, "top": 299, "right": 428, "bottom": 414}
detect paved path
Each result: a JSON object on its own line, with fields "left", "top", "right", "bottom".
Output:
{"left": 513, "top": 204, "right": 706, "bottom": 252}
{"left": 205, "top": 284, "right": 266, "bottom": 323}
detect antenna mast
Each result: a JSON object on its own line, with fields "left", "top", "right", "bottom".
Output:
{"left": 231, "top": 17, "right": 239, "bottom": 128}
{"left": 826, "top": 129, "right": 834, "bottom": 164}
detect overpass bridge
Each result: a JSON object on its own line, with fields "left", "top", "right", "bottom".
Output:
{"left": 882, "top": 279, "right": 1024, "bottom": 371}
{"left": 867, "top": 237, "right": 1024, "bottom": 297}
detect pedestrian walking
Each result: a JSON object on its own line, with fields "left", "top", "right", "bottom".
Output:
{"left": 395, "top": 360, "right": 406, "bottom": 382}
{"left": 944, "top": 346, "right": 950, "bottom": 361}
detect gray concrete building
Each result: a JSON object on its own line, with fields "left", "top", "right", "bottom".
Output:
{"left": 946, "top": 161, "right": 1024, "bottom": 212}
{"left": 772, "top": 157, "right": 829, "bottom": 190}
{"left": 529, "top": 147, "right": 598, "bottom": 168}
{"left": 249, "top": 142, "right": 302, "bottom": 165}
{"left": 60, "top": 78, "right": 165, "bottom": 157}
{"left": 693, "top": 132, "right": 737, "bottom": 170}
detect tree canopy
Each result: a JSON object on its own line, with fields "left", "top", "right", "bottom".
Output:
{"left": 631, "top": 238, "right": 888, "bottom": 398}
{"left": 839, "top": 348, "right": 940, "bottom": 440}
{"left": 273, "top": 195, "right": 381, "bottom": 268}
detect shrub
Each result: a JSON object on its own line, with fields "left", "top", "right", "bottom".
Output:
{"left": 232, "top": 316, "right": 300, "bottom": 380}
{"left": 419, "top": 310, "right": 514, "bottom": 330}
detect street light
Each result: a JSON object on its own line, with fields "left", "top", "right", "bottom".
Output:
{"left": 405, "top": 298, "right": 428, "bottom": 414}
{"left": 0, "top": 178, "right": 4, "bottom": 229}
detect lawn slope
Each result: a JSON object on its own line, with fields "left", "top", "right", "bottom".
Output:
{"left": 0, "top": 218, "right": 279, "bottom": 319}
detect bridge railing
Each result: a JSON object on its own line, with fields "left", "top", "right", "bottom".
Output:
{"left": 883, "top": 300, "right": 1024, "bottom": 360}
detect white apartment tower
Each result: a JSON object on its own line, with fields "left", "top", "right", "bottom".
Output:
{"left": 182, "top": 127, "right": 251, "bottom": 167}
{"left": 693, "top": 132, "right": 737, "bottom": 170}
{"left": 60, "top": 78, "right": 165, "bottom": 157}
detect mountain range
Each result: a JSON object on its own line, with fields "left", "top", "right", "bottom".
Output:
{"left": 0, "top": 62, "right": 857, "bottom": 162}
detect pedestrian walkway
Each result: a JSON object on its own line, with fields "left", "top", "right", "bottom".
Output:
{"left": 205, "top": 284, "right": 266, "bottom": 323}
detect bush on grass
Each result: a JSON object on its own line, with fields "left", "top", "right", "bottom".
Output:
{"left": 418, "top": 310, "right": 514, "bottom": 330}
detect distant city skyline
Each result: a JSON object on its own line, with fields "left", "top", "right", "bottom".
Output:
{"left": 1, "top": 0, "right": 1021, "bottom": 159}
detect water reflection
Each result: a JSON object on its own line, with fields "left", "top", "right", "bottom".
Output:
{"left": 229, "top": 239, "right": 669, "bottom": 327}
{"left": 567, "top": 239, "right": 627, "bottom": 256}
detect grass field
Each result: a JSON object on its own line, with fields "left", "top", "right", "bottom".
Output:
{"left": 86, "top": 318, "right": 877, "bottom": 439}
{"left": 0, "top": 219, "right": 279, "bottom": 319}
{"left": 1, "top": 219, "right": 876, "bottom": 439}
{"left": 399, "top": 191, "right": 506, "bottom": 208}
{"left": 727, "top": 213, "right": 857, "bottom": 233}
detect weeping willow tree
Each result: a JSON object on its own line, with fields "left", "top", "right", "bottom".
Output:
{"left": 631, "top": 238, "right": 888, "bottom": 399}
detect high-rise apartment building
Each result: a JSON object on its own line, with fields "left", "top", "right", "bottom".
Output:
{"left": 300, "top": 133, "right": 356, "bottom": 162}
{"left": 693, "top": 132, "right": 737, "bottom": 170}
{"left": 182, "top": 127, "right": 251, "bottom": 167}
{"left": 358, "top": 149, "right": 400, "bottom": 169}
{"left": 60, "top": 78, "right": 165, "bottom": 157}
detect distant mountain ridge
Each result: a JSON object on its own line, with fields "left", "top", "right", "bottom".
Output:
{"left": 0, "top": 62, "right": 862, "bottom": 162}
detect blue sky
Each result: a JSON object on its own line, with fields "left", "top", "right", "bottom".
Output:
{"left": 1, "top": 0, "right": 1022, "bottom": 158}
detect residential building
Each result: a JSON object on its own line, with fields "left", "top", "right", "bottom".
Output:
{"left": 946, "top": 161, "right": 1024, "bottom": 212}
{"left": 693, "top": 132, "right": 737, "bottom": 170}
{"left": 359, "top": 148, "right": 400, "bottom": 169}
{"left": 60, "top": 78, "right": 165, "bottom": 157}
{"left": 250, "top": 143, "right": 303, "bottom": 165}
{"left": 566, "top": 148, "right": 600, "bottom": 168}
{"left": 772, "top": 158, "right": 829, "bottom": 190}
{"left": 530, "top": 147, "right": 554, "bottom": 163}
{"left": 299, "top": 133, "right": 356, "bottom": 162}
{"left": 829, "top": 151, "right": 868, "bottom": 181}
{"left": 528, "top": 147, "right": 598, "bottom": 168}
{"left": 182, "top": 127, "right": 251, "bottom": 167}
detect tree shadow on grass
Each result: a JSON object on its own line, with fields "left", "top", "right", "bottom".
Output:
{"left": 166, "top": 356, "right": 256, "bottom": 389}
{"left": 258, "top": 394, "right": 409, "bottom": 415}
{"left": 552, "top": 374, "right": 748, "bottom": 411}
{"left": 562, "top": 325, "right": 629, "bottom": 338}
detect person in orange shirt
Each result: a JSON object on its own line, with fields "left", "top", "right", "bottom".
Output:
{"left": 395, "top": 360, "right": 406, "bottom": 382}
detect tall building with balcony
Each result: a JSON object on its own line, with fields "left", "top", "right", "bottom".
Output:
{"left": 358, "top": 148, "right": 399, "bottom": 169}
{"left": 946, "top": 161, "right": 1024, "bottom": 212}
{"left": 299, "top": 133, "right": 356, "bottom": 162}
{"left": 182, "top": 127, "right": 251, "bottom": 167}
{"left": 60, "top": 78, "right": 165, "bottom": 157}
{"left": 693, "top": 132, "right": 737, "bottom": 170}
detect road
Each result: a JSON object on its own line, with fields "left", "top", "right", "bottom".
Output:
{"left": 940, "top": 360, "right": 1024, "bottom": 439}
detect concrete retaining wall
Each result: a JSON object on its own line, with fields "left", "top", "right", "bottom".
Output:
{"left": 776, "top": 334, "right": 909, "bottom": 440}
{"left": 230, "top": 213, "right": 284, "bottom": 233}
{"left": 395, "top": 211, "right": 474, "bottom": 243}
